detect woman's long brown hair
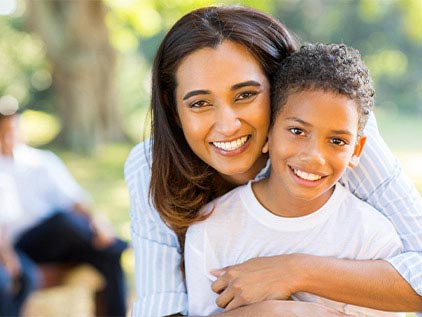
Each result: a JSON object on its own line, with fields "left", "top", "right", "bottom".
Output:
{"left": 148, "top": 5, "right": 297, "bottom": 271}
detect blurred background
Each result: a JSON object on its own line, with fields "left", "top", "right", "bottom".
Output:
{"left": 0, "top": 0, "right": 421, "bottom": 315}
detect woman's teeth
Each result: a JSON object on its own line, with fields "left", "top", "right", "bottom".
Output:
{"left": 213, "top": 136, "right": 248, "bottom": 151}
{"left": 293, "top": 168, "right": 322, "bottom": 181}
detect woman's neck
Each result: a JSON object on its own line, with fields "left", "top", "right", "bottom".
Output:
{"left": 219, "top": 153, "right": 268, "bottom": 187}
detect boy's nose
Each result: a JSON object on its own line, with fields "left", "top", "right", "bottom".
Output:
{"left": 299, "top": 141, "right": 326, "bottom": 166}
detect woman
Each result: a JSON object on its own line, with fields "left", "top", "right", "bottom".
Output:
{"left": 125, "top": 5, "right": 422, "bottom": 317}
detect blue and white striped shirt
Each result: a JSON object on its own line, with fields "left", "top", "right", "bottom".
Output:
{"left": 124, "top": 113, "right": 422, "bottom": 317}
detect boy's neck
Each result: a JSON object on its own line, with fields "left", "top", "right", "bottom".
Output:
{"left": 252, "top": 177, "right": 335, "bottom": 218}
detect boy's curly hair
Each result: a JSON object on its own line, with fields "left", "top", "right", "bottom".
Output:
{"left": 271, "top": 43, "right": 375, "bottom": 136}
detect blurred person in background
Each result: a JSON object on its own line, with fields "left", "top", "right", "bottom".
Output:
{"left": 0, "top": 108, "right": 128, "bottom": 317}
{"left": 0, "top": 173, "right": 38, "bottom": 317}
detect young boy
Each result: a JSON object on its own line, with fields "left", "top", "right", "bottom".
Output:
{"left": 185, "top": 43, "right": 404, "bottom": 316}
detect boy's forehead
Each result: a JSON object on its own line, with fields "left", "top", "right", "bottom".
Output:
{"left": 280, "top": 89, "right": 360, "bottom": 128}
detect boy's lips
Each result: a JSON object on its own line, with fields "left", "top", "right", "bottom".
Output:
{"left": 289, "top": 166, "right": 326, "bottom": 181}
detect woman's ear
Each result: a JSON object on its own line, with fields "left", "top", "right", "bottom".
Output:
{"left": 262, "top": 137, "right": 269, "bottom": 154}
{"left": 349, "top": 135, "right": 367, "bottom": 168}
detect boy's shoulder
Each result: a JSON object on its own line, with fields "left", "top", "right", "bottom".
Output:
{"left": 336, "top": 184, "right": 398, "bottom": 234}
{"left": 203, "top": 183, "right": 250, "bottom": 216}
{"left": 189, "top": 183, "right": 251, "bottom": 231}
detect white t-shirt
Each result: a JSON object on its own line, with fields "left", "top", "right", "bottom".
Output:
{"left": 185, "top": 182, "right": 404, "bottom": 316}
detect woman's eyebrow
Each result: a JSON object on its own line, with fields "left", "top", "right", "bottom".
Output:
{"left": 182, "top": 80, "right": 262, "bottom": 100}
{"left": 231, "top": 80, "right": 262, "bottom": 91}
{"left": 183, "top": 90, "right": 210, "bottom": 100}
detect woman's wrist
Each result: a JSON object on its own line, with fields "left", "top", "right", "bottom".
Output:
{"left": 282, "top": 253, "right": 314, "bottom": 294}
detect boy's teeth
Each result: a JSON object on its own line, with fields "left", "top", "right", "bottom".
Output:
{"left": 213, "top": 136, "right": 248, "bottom": 151}
{"left": 294, "top": 169, "right": 322, "bottom": 181}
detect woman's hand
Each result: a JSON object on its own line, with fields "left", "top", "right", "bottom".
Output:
{"left": 211, "top": 255, "right": 302, "bottom": 310}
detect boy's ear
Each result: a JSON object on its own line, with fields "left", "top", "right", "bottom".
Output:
{"left": 262, "top": 137, "right": 269, "bottom": 154}
{"left": 349, "top": 135, "right": 367, "bottom": 168}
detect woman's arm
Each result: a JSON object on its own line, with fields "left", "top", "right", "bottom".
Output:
{"left": 125, "top": 141, "right": 188, "bottom": 317}
{"left": 166, "top": 300, "right": 353, "bottom": 317}
{"left": 343, "top": 113, "right": 422, "bottom": 299}
{"left": 211, "top": 255, "right": 422, "bottom": 312}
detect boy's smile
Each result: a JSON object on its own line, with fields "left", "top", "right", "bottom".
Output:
{"left": 257, "top": 89, "right": 365, "bottom": 217}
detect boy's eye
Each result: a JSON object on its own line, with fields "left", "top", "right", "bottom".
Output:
{"left": 289, "top": 127, "right": 304, "bottom": 136}
{"left": 330, "top": 138, "right": 346, "bottom": 146}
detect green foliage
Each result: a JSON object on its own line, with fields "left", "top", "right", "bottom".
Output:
{"left": 0, "top": 6, "right": 54, "bottom": 113}
{"left": 21, "top": 110, "right": 60, "bottom": 146}
{"left": 272, "top": 0, "right": 422, "bottom": 115}
{"left": 1, "top": 0, "right": 421, "bottom": 148}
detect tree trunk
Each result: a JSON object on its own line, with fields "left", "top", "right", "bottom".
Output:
{"left": 27, "top": 0, "right": 124, "bottom": 154}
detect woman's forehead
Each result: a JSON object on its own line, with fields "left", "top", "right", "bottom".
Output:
{"left": 175, "top": 41, "right": 267, "bottom": 93}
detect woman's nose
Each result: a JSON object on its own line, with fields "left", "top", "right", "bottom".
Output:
{"left": 213, "top": 105, "right": 241, "bottom": 136}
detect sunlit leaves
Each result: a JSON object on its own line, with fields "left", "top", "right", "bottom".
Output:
{"left": 359, "top": 0, "right": 390, "bottom": 22}
{"left": 366, "top": 49, "right": 408, "bottom": 80}
{"left": 0, "top": 14, "right": 50, "bottom": 107}
{"left": 396, "top": 0, "right": 422, "bottom": 42}
{"left": 20, "top": 109, "right": 60, "bottom": 146}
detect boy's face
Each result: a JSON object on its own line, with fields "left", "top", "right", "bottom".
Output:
{"left": 266, "top": 89, "right": 365, "bottom": 203}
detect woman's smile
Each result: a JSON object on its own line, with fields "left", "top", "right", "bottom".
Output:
{"left": 211, "top": 135, "right": 250, "bottom": 153}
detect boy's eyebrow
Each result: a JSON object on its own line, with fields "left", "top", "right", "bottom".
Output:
{"left": 182, "top": 81, "right": 262, "bottom": 100}
{"left": 285, "top": 117, "right": 354, "bottom": 136}
{"left": 285, "top": 117, "right": 311, "bottom": 126}
{"left": 329, "top": 129, "right": 354, "bottom": 136}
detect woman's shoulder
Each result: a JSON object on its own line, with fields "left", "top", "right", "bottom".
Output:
{"left": 124, "top": 139, "right": 152, "bottom": 181}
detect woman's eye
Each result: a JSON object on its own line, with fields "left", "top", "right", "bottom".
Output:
{"left": 289, "top": 128, "right": 304, "bottom": 136}
{"left": 331, "top": 138, "right": 346, "bottom": 146}
{"left": 236, "top": 91, "right": 257, "bottom": 101}
{"left": 189, "top": 100, "right": 210, "bottom": 108}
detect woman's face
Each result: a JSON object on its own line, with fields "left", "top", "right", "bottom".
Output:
{"left": 175, "top": 40, "right": 271, "bottom": 185}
